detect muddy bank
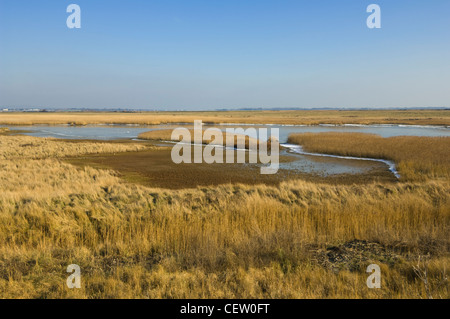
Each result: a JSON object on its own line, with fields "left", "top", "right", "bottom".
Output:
{"left": 282, "top": 143, "right": 400, "bottom": 179}
{"left": 65, "top": 141, "right": 396, "bottom": 189}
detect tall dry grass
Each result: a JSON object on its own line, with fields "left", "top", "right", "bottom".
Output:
{"left": 288, "top": 133, "right": 450, "bottom": 181}
{"left": 0, "top": 135, "right": 148, "bottom": 160}
{"left": 0, "top": 134, "right": 448, "bottom": 298}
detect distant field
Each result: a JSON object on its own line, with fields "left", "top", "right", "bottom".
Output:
{"left": 0, "top": 109, "right": 449, "bottom": 126}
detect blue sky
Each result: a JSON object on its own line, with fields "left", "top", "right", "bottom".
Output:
{"left": 0, "top": 0, "right": 449, "bottom": 110}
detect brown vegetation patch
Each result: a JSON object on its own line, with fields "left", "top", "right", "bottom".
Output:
{"left": 314, "top": 240, "right": 401, "bottom": 273}
{"left": 66, "top": 145, "right": 395, "bottom": 189}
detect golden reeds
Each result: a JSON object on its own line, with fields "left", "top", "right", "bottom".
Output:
{"left": 0, "top": 135, "right": 148, "bottom": 160}
{"left": 138, "top": 129, "right": 272, "bottom": 150}
{"left": 0, "top": 134, "right": 448, "bottom": 298}
{"left": 288, "top": 132, "right": 450, "bottom": 181}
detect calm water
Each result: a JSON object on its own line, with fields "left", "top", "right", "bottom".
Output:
{"left": 4, "top": 123, "right": 449, "bottom": 143}
{"left": 4, "top": 123, "right": 448, "bottom": 177}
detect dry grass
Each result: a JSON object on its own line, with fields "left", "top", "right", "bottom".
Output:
{"left": 288, "top": 133, "right": 450, "bottom": 182}
{"left": 138, "top": 129, "right": 273, "bottom": 150}
{"left": 0, "top": 135, "right": 148, "bottom": 160}
{"left": 0, "top": 109, "right": 449, "bottom": 126}
{"left": 0, "top": 134, "right": 448, "bottom": 298}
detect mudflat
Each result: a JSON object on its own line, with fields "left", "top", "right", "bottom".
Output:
{"left": 65, "top": 141, "right": 395, "bottom": 189}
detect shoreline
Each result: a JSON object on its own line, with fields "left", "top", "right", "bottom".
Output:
{"left": 282, "top": 143, "right": 400, "bottom": 179}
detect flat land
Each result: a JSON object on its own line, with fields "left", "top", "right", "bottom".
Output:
{"left": 0, "top": 109, "right": 449, "bottom": 126}
{"left": 0, "top": 116, "right": 448, "bottom": 299}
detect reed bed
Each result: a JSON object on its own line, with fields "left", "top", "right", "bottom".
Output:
{"left": 288, "top": 133, "right": 450, "bottom": 181}
{"left": 138, "top": 129, "right": 275, "bottom": 150}
{"left": 0, "top": 135, "right": 147, "bottom": 160}
{"left": 0, "top": 134, "right": 448, "bottom": 298}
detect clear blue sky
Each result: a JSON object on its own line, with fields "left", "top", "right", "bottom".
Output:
{"left": 0, "top": 0, "right": 449, "bottom": 110}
